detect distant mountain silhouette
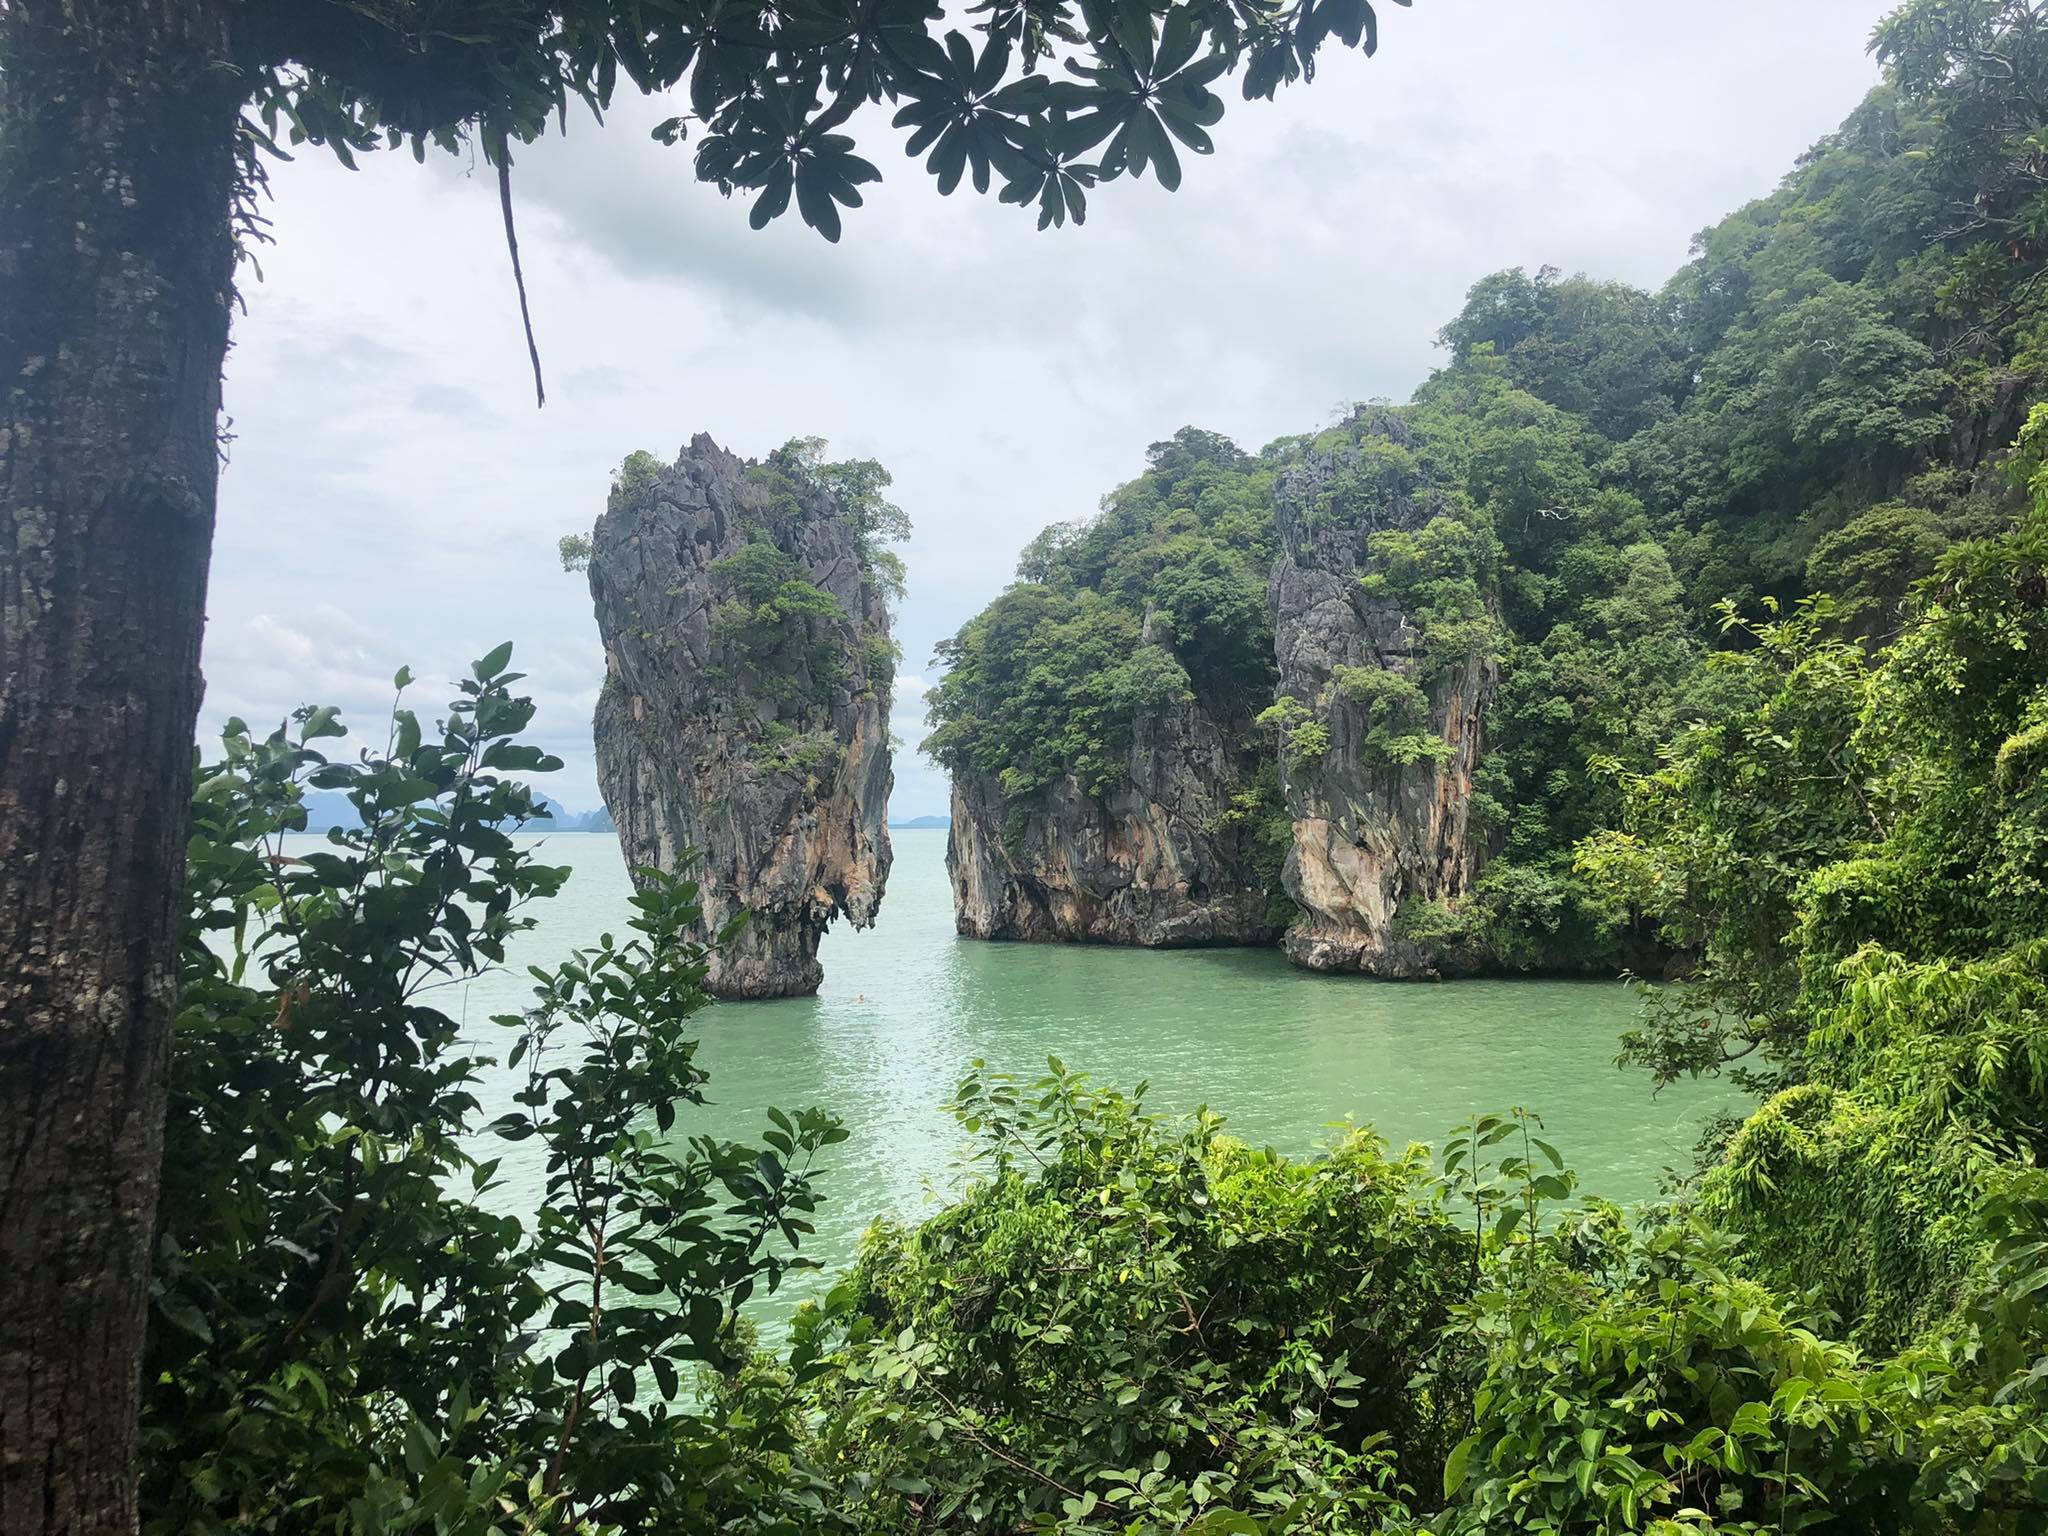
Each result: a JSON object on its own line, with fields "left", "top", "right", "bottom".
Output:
{"left": 888, "top": 814, "right": 949, "bottom": 829}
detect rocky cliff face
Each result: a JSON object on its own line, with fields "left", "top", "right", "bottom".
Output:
{"left": 587, "top": 435, "right": 893, "bottom": 998}
{"left": 948, "top": 698, "right": 1280, "bottom": 947}
{"left": 1269, "top": 409, "right": 1496, "bottom": 977}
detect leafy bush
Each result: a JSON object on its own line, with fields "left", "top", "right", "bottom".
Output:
{"left": 1253, "top": 695, "right": 1328, "bottom": 775}
{"left": 710, "top": 539, "right": 854, "bottom": 706}
{"left": 1359, "top": 507, "right": 1507, "bottom": 680}
{"left": 617, "top": 448, "right": 666, "bottom": 494}
{"left": 749, "top": 436, "right": 913, "bottom": 604}
{"left": 797, "top": 1061, "right": 1470, "bottom": 1534}
{"left": 1441, "top": 1123, "right": 2048, "bottom": 1536}
{"left": 861, "top": 632, "right": 900, "bottom": 698}
{"left": 1213, "top": 767, "right": 1299, "bottom": 927}
{"left": 145, "top": 649, "right": 846, "bottom": 1535}
{"left": 1331, "top": 665, "right": 1453, "bottom": 768}
{"left": 752, "top": 721, "right": 846, "bottom": 780}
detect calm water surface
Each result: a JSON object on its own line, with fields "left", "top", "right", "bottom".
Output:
{"left": 342, "top": 829, "right": 1731, "bottom": 1325}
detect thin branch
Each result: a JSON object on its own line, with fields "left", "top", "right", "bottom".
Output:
{"left": 497, "top": 146, "right": 547, "bottom": 409}
{"left": 921, "top": 1377, "right": 1085, "bottom": 1500}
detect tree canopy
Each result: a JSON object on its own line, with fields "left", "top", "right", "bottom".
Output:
{"left": 239, "top": 0, "right": 1415, "bottom": 245}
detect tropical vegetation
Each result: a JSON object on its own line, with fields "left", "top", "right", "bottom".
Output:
{"left": 144, "top": 593, "right": 2048, "bottom": 1529}
{"left": 61, "top": 1, "right": 2048, "bottom": 1532}
{"left": 926, "top": 0, "right": 2046, "bottom": 974}
{"left": 0, "top": 0, "right": 1409, "bottom": 1518}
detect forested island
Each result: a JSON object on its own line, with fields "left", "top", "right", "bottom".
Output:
{"left": 9, "top": 1, "right": 2048, "bottom": 1534}
{"left": 927, "top": 94, "right": 2030, "bottom": 977}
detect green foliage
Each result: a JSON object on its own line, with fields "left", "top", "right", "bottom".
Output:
{"left": 710, "top": 540, "right": 854, "bottom": 707}
{"left": 234, "top": 0, "right": 1410, "bottom": 248}
{"left": 1408, "top": 357, "right": 1603, "bottom": 574}
{"left": 1331, "top": 665, "right": 1451, "bottom": 768}
{"left": 1575, "top": 600, "right": 1878, "bottom": 1090}
{"left": 1297, "top": 416, "right": 1430, "bottom": 533}
{"left": 781, "top": 1093, "right": 2048, "bottom": 1536}
{"left": 143, "top": 640, "right": 2048, "bottom": 1531}
{"left": 1005, "top": 426, "right": 1279, "bottom": 706}
{"left": 925, "top": 588, "right": 1193, "bottom": 798}
{"left": 619, "top": 448, "right": 665, "bottom": 494}
{"left": 752, "top": 721, "right": 846, "bottom": 781}
{"left": 861, "top": 632, "right": 901, "bottom": 699}
{"left": 1284, "top": 718, "right": 1331, "bottom": 769}
{"left": 1802, "top": 501, "right": 1950, "bottom": 643}
{"left": 1360, "top": 512, "right": 1505, "bottom": 680}
{"left": 1444, "top": 1194, "right": 2048, "bottom": 1536}
{"left": 1577, "top": 407, "right": 2048, "bottom": 1364}
{"left": 1436, "top": 266, "right": 1688, "bottom": 440}
{"left": 1214, "top": 767, "right": 1299, "bottom": 927}
{"left": 752, "top": 437, "right": 914, "bottom": 605}
{"left": 927, "top": 429, "right": 1270, "bottom": 800}
{"left": 798, "top": 1060, "right": 1470, "bottom": 1534}
{"left": 1254, "top": 695, "right": 1327, "bottom": 773}
{"left": 147, "top": 650, "right": 845, "bottom": 1534}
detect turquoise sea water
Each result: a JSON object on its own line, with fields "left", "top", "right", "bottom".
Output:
{"left": 398, "top": 827, "right": 1733, "bottom": 1325}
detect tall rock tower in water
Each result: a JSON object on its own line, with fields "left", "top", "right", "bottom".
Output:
{"left": 586, "top": 434, "right": 897, "bottom": 998}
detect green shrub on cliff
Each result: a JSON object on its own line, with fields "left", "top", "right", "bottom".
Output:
{"left": 1331, "top": 666, "right": 1452, "bottom": 768}
{"left": 618, "top": 447, "right": 666, "bottom": 495}
{"left": 750, "top": 436, "right": 914, "bottom": 604}
{"left": 711, "top": 540, "right": 854, "bottom": 707}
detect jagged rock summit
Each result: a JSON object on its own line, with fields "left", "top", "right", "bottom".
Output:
{"left": 587, "top": 434, "right": 895, "bottom": 998}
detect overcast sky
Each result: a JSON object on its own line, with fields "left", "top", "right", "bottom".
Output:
{"left": 204, "top": 0, "right": 1899, "bottom": 820}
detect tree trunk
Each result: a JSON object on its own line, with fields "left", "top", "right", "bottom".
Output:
{"left": 0, "top": 4, "right": 241, "bottom": 1531}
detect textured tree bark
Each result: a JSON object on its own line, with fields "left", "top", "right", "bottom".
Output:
{"left": 0, "top": 4, "right": 241, "bottom": 1530}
